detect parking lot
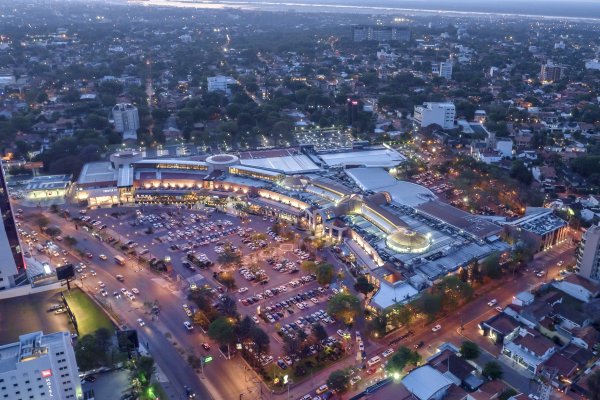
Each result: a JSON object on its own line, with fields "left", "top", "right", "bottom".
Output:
{"left": 79, "top": 206, "right": 351, "bottom": 371}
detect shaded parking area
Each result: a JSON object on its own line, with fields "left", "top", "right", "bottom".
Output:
{"left": 81, "top": 369, "right": 131, "bottom": 400}
{"left": 0, "top": 288, "right": 73, "bottom": 343}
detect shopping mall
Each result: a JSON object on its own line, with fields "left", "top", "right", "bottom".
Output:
{"left": 74, "top": 147, "right": 509, "bottom": 312}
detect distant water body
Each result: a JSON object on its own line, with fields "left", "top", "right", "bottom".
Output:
{"left": 130, "top": 0, "right": 600, "bottom": 22}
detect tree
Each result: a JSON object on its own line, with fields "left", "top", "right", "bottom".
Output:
{"left": 316, "top": 263, "right": 334, "bottom": 285}
{"left": 64, "top": 236, "right": 78, "bottom": 248}
{"left": 207, "top": 317, "right": 236, "bottom": 346}
{"left": 311, "top": 323, "right": 328, "bottom": 342}
{"left": 481, "top": 252, "right": 502, "bottom": 279}
{"left": 220, "top": 295, "right": 238, "bottom": 317}
{"left": 217, "top": 243, "right": 241, "bottom": 266}
{"left": 482, "top": 361, "right": 503, "bottom": 380}
{"left": 587, "top": 370, "right": 600, "bottom": 400}
{"left": 218, "top": 272, "right": 236, "bottom": 290}
{"left": 249, "top": 326, "right": 270, "bottom": 353}
{"left": 36, "top": 215, "right": 50, "bottom": 229}
{"left": 354, "top": 275, "right": 375, "bottom": 295}
{"left": 509, "top": 161, "right": 533, "bottom": 185}
{"left": 460, "top": 341, "right": 480, "bottom": 360}
{"left": 385, "top": 346, "right": 421, "bottom": 373}
{"left": 326, "top": 369, "right": 350, "bottom": 393}
{"left": 301, "top": 260, "right": 317, "bottom": 273}
{"left": 45, "top": 226, "right": 62, "bottom": 237}
{"left": 328, "top": 293, "right": 361, "bottom": 325}
{"left": 417, "top": 292, "right": 442, "bottom": 320}
{"left": 391, "top": 304, "right": 413, "bottom": 327}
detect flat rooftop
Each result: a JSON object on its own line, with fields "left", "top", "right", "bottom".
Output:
{"left": 318, "top": 147, "right": 405, "bottom": 168}
{"left": 511, "top": 208, "right": 566, "bottom": 236}
{"left": 417, "top": 200, "right": 502, "bottom": 239}
{"left": 240, "top": 154, "right": 320, "bottom": 174}
{"left": 77, "top": 162, "right": 116, "bottom": 185}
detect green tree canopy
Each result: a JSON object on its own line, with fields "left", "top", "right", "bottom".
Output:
{"left": 327, "top": 293, "right": 361, "bottom": 325}
{"left": 460, "top": 341, "right": 480, "bottom": 360}
{"left": 385, "top": 346, "right": 421, "bottom": 373}
{"left": 482, "top": 361, "right": 503, "bottom": 380}
{"left": 208, "top": 317, "right": 236, "bottom": 346}
{"left": 326, "top": 369, "right": 350, "bottom": 393}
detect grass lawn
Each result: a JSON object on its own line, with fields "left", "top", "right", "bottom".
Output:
{"left": 63, "top": 288, "right": 114, "bottom": 336}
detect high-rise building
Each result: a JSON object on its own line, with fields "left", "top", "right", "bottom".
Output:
{"left": 352, "top": 25, "right": 410, "bottom": 42}
{"left": 112, "top": 103, "right": 140, "bottom": 141}
{"left": 577, "top": 224, "right": 600, "bottom": 282}
{"left": 413, "top": 102, "right": 456, "bottom": 130}
{"left": 0, "top": 331, "right": 82, "bottom": 399}
{"left": 439, "top": 62, "right": 453, "bottom": 80}
{"left": 0, "top": 161, "right": 26, "bottom": 290}
{"left": 540, "top": 62, "right": 565, "bottom": 82}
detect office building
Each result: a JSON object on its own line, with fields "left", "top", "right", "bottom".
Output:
{"left": 577, "top": 224, "right": 600, "bottom": 282}
{"left": 438, "top": 61, "right": 453, "bottom": 79}
{"left": 112, "top": 103, "right": 139, "bottom": 141}
{"left": 207, "top": 76, "right": 237, "bottom": 95}
{"left": 0, "top": 161, "right": 26, "bottom": 290}
{"left": 352, "top": 25, "right": 410, "bottom": 42}
{"left": 0, "top": 331, "right": 82, "bottom": 399}
{"left": 540, "top": 62, "right": 565, "bottom": 82}
{"left": 413, "top": 102, "right": 456, "bottom": 130}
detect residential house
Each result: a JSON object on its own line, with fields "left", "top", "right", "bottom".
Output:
{"left": 539, "top": 353, "right": 579, "bottom": 389}
{"left": 502, "top": 328, "right": 557, "bottom": 374}
{"left": 429, "top": 349, "right": 483, "bottom": 390}
{"left": 479, "top": 313, "right": 521, "bottom": 345}
{"left": 401, "top": 365, "right": 454, "bottom": 400}
{"left": 552, "top": 274, "right": 600, "bottom": 302}
{"left": 553, "top": 302, "right": 590, "bottom": 330}
{"left": 570, "top": 326, "right": 600, "bottom": 350}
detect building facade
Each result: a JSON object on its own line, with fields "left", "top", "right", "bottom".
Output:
{"left": 413, "top": 102, "right": 456, "bottom": 130}
{"left": 0, "top": 161, "right": 26, "bottom": 290}
{"left": 112, "top": 103, "right": 139, "bottom": 140}
{"left": 352, "top": 25, "right": 410, "bottom": 42}
{"left": 577, "top": 224, "right": 600, "bottom": 282}
{"left": 540, "top": 62, "right": 565, "bottom": 82}
{"left": 0, "top": 331, "right": 81, "bottom": 400}
{"left": 438, "top": 62, "right": 453, "bottom": 79}
{"left": 207, "top": 76, "right": 237, "bottom": 95}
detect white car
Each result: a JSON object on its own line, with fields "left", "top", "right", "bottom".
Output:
{"left": 252, "top": 316, "right": 260, "bottom": 324}
{"left": 184, "top": 321, "right": 193, "bottom": 331}
{"left": 89, "top": 270, "right": 96, "bottom": 276}
{"left": 137, "top": 318, "right": 145, "bottom": 327}
{"left": 487, "top": 299, "right": 497, "bottom": 307}
{"left": 382, "top": 348, "right": 394, "bottom": 358}
{"left": 350, "top": 376, "right": 362, "bottom": 386}
{"left": 99, "top": 254, "right": 107, "bottom": 260}
{"left": 238, "top": 287, "right": 248, "bottom": 294}
{"left": 131, "top": 288, "right": 140, "bottom": 295}
{"left": 99, "top": 289, "right": 108, "bottom": 297}
{"left": 98, "top": 281, "right": 106, "bottom": 288}
{"left": 432, "top": 324, "right": 442, "bottom": 332}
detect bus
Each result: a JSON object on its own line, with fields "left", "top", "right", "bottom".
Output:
{"left": 367, "top": 356, "right": 381, "bottom": 367}
{"left": 114, "top": 255, "right": 126, "bottom": 266}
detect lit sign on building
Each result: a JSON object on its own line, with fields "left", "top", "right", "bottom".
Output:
{"left": 41, "top": 370, "right": 52, "bottom": 378}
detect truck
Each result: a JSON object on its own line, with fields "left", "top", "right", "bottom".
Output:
{"left": 114, "top": 255, "right": 126, "bottom": 266}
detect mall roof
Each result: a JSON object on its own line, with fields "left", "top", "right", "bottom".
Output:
{"left": 77, "top": 161, "right": 116, "bottom": 185}
{"left": 240, "top": 154, "right": 320, "bottom": 174}
{"left": 371, "top": 281, "right": 419, "bottom": 310}
{"left": 401, "top": 365, "right": 453, "bottom": 400}
{"left": 230, "top": 165, "right": 283, "bottom": 177}
{"left": 417, "top": 200, "right": 502, "bottom": 239}
{"left": 510, "top": 208, "right": 566, "bottom": 236}
{"left": 117, "top": 165, "right": 134, "bottom": 188}
{"left": 26, "top": 174, "right": 72, "bottom": 190}
{"left": 345, "top": 167, "right": 436, "bottom": 206}
{"left": 318, "top": 147, "right": 406, "bottom": 168}
{"left": 134, "top": 159, "right": 207, "bottom": 167}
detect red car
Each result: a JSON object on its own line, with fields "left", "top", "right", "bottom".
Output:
{"left": 85, "top": 252, "right": 93, "bottom": 259}
{"left": 367, "top": 368, "right": 377, "bottom": 375}
{"left": 201, "top": 343, "right": 211, "bottom": 351}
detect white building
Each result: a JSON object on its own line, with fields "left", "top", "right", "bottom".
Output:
{"left": 495, "top": 138, "right": 514, "bottom": 158}
{"left": 112, "top": 103, "right": 139, "bottom": 141}
{"left": 439, "top": 61, "right": 453, "bottom": 79}
{"left": 413, "top": 102, "right": 455, "bottom": 130}
{"left": 0, "top": 331, "right": 82, "bottom": 400}
{"left": 585, "top": 59, "right": 600, "bottom": 71}
{"left": 577, "top": 224, "right": 600, "bottom": 282}
{"left": 207, "top": 76, "right": 237, "bottom": 95}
